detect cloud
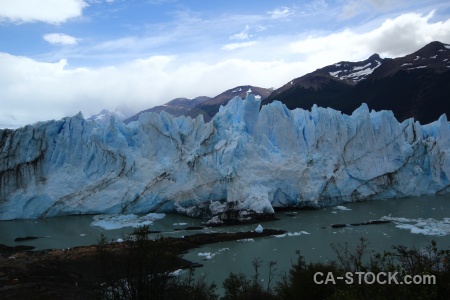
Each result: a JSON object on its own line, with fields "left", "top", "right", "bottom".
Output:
{"left": 341, "top": 0, "right": 403, "bottom": 19}
{"left": 0, "top": 0, "right": 87, "bottom": 24}
{"left": 268, "top": 7, "right": 293, "bottom": 20}
{"left": 1, "top": 11, "right": 450, "bottom": 128}
{"left": 365, "top": 11, "right": 450, "bottom": 56}
{"left": 221, "top": 41, "right": 257, "bottom": 51}
{"left": 44, "top": 33, "right": 79, "bottom": 46}
{"left": 230, "top": 25, "right": 251, "bottom": 40}
{"left": 289, "top": 11, "right": 450, "bottom": 60}
{"left": 0, "top": 52, "right": 305, "bottom": 127}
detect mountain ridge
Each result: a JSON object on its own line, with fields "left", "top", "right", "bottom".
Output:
{"left": 118, "top": 41, "right": 450, "bottom": 126}
{"left": 123, "top": 85, "right": 272, "bottom": 124}
{"left": 263, "top": 41, "right": 450, "bottom": 124}
{"left": 123, "top": 96, "right": 211, "bottom": 124}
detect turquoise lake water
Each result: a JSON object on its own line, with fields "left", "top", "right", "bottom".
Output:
{"left": 1, "top": 195, "right": 449, "bottom": 289}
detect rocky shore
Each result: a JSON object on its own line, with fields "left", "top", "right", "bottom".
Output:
{"left": 0, "top": 229, "right": 285, "bottom": 299}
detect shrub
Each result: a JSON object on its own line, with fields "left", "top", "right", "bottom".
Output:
{"left": 96, "top": 226, "right": 218, "bottom": 300}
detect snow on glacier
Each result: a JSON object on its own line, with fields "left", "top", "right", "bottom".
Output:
{"left": 91, "top": 213, "right": 166, "bottom": 230}
{"left": 1, "top": 94, "right": 450, "bottom": 222}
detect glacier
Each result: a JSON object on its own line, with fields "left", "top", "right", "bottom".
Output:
{"left": 1, "top": 95, "right": 450, "bottom": 223}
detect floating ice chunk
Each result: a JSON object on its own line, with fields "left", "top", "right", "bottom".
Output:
{"left": 334, "top": 206, "right": 352, "bottom": 211}
{"left": 274, "top": 231, "right": 310, "bottom": 238}
{"left": 146, "top": 213, "right": 166, "bottom": 220}
{"left": 198, "top": 252, "right": 215, "bottom": 259}
{"left": 382, "top": 216, "right": 450, "bottom": 236}
{"left": 255, "top": 224, "right": 264, "bottom": 233}
{"left": 288, "top": 232, "right": 301, "bottom": 236}
{"left": 238, "top": 238, "right": 254, "bottom": 242}
{"left": 80, "top": 233, "right": 86, "bottom": 237}
{"left": 117, "top": 238, "right": 124, "bottom": 242}
{"left": 173, "top": 222, "right": 188, "bottom": 226}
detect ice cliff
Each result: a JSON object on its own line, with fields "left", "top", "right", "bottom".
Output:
{"left": 1, "top": 95, "right": 450, "bottom": 222}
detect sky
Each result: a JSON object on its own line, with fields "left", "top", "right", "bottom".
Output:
{"left": 1, "top": 0, "right": 450, "bottom": 128}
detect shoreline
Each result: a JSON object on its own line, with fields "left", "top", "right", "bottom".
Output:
{"left": 0, "top": 228, "right": 286, "bottom": 299}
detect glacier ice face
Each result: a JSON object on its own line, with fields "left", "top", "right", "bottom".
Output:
{"left": 1, "top": 95, "right": 450, "bottom": 222}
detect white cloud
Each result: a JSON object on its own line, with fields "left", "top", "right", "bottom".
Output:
{"left": 221, "top": 41, "right": 256, "bottom": 51}
{"left": 268, "top": 7, "right": 293, "bottom": 20}
{"left": 289, "top": 11, "right": 450, "bottom": 60}
{"left": 44, "top": 33, "right": 78, "bottom": 46}
{"left": 230, "top": 25, "right": 251, "bottom": 40}
{"left": 365, "top": 11, "right": 450, "bottom": 56}
{"left": 0, "top": 0, "right": 87, "bottom": 24}
{"left": 1, "top": 11, "right": 450, "bottom": 128}
{"left": 0, "top": 52, "right": 305, "bottom": 127}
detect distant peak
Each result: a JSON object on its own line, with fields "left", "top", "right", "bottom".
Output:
{"left": 368, "top": 53, "right": 381, "bottom": 60}
{"left": 414, "top": 41, "right": 447, "bottom": 55}
{"left": 426, "top": 41, "right": 445, "bottom": 47}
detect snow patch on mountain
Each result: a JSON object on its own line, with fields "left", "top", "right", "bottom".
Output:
{"left": 329, "top": 60, "right": 382, "bottom": 82}
{"left": 352, "top": 63, "right": 371, "bottom": 71}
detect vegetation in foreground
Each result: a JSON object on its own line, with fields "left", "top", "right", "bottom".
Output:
{"left": 97, "top": 227, "right": 450, "bottom": 300}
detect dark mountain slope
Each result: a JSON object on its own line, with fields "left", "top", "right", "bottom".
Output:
{"left": 264, "top": 41, "right": 450, "bottom": 124}
{"left": 123, "top": 96, "right": 210, "bottom": 124}
{"left": 186, "top": 85, "right": 272, "bottom": 122}
{"left": 339, "top": 68, "right": 450, "bottom": 124}
{"left": 124, "top": 86, "right": 272, "bottom": 124}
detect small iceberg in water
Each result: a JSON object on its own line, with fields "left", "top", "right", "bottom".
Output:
{"left": 255, "top": 224, "right": 264, "bottom": 233}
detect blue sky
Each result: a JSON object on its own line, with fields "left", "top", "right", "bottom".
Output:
{"left": 1, "top": 0, "right": 450, "bottom": 128}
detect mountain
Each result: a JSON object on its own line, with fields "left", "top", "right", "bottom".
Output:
{"left": 263, "top": 41, "right": 450, "bottom": 124}
{"left": 87, "top": 109, "right": 127, "bottom": 126}
{"left": 124, "top": 85, "right": 272, "bottom": 124}
{"left": 123, "top": 96, "right": 210, "bottom": 124}
{"left": 1, "top": 95, "right": 450, "bottom": 223}
{"left": 186, "top": 85, "right": 273, "bottom": 122}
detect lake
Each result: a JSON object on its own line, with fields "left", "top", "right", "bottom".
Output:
{"left": 1, "top": 195, "right": 449, "bottom": 289}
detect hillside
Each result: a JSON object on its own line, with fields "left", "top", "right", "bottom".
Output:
{"left": 263, "top": 41, "right": 450, "bottom": 124}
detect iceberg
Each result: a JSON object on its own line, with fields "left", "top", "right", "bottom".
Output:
{"left": 1, "top": 95, "right": 450, "bottom": 223}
